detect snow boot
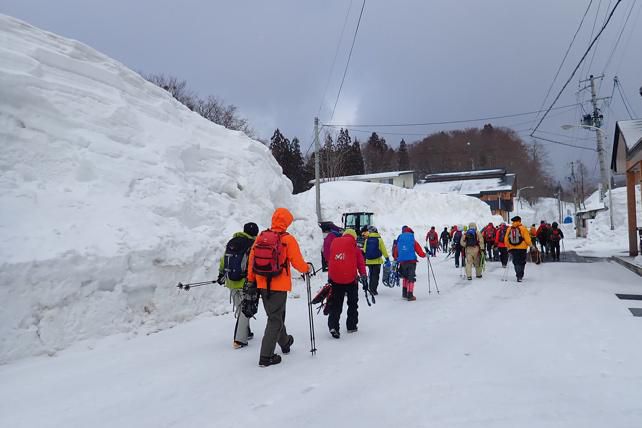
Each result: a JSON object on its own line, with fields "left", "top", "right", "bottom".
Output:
{"left": 476, "top": 274, "right": 482, "bottom": 278}
{"left": 517, "top": 277, "right": 523, "bottom": 283}
{"left": 259, "top": 354, "right": 282, "bottom": 367}
{"left": 247, "top": 330, "right": 254, "bottom": 340}
{"left": 233, "top": 341, "right": 248, "bottom": 349}
{"left": 330, "top": 329, "right": 340, "bottom": 339}
{"left": 281, "top": 335, "right": 294, "bottom": 354}
{"left": 467, "top": 276, "right": 472, "bottom": 281}
{"left": 402, "top": 287, "right": 408, "bottom": 298}
{"left": 407, "top": 292, "right": 416, "bottom": 301}
{"left": 348, "top": 327, "right": 358, "bottom": 333}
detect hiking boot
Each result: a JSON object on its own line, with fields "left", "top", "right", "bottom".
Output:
{"left": 281, "top": 335, "right": 294, "bottom": 354}
{"left": 455, "top": 264, "right": 459, "bottom": 268}
{"left": 407, "top": 292, "right": 416, "bottom": 301}
{"left": 369, "top": 288, "right": 378, "bottom": 296}
{"left": 258, "top": 354, "right": 281, "bottom": 367}
{"left": 476, "top": 275, "right": 482, "bottom": 278}
{"left": 517, "top": 277, "right": 523, "bottom": 283}
{"left": 347, "top": 327, "right": 358, "bottom": 333}
{"left": 467, "top": 277, "right": 472, "bottom": 281}
{"left": 330, "top": 329, "right": 340, "bottom": 339}
{"left": 233, "top": 341, "right": 248, "bottom": 349}
{"left": 247, "top": 331, "right": 254, "bottom": 340}
{"left": 402, "top": 288, "right": 408, "bottom": 298}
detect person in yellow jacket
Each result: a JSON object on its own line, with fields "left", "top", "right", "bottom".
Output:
{"left": 362, "top": 226, "right": 389, "bottom": 295}
{"left": 504, "top": 215, "right": 534, "bottom": 283}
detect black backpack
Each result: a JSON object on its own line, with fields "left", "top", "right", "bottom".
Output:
{"left": 223, "top": 236, "right": 253, "bottom": 281}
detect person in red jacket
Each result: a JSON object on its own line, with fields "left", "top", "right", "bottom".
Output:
{"left": 494, "top": 223, "right": 509, "bottom": 267}
{"left": 327, "top": 229, "right": 368, "bottom": 339}
{"left": 482, "top": 222, "right": 496, "bottom": 261}
{"left": 425, "top": 226, "right": 439, "bottom": 257}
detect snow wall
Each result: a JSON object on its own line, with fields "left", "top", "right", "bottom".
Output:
{"left": 0, "top": 15, "right": 500, "bottom": 363}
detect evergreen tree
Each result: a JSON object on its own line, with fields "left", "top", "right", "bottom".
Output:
{"left": 289, "top": 137, "right": 306, "bottom": 193}
{"left": 398, "top": 139, "right": 410, "bottom": 170}
{"left": 349, "top": 138, "right": 365, "bottom": 175}
{"left": 362, "top": 132, "right": 393, "bottom": 173}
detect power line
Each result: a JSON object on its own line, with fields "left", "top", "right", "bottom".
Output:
{"left": 615, "top": 77, "right": 637, "bottom": 119}
{"left": 528, "top": 134, "right": 597, "bottom": 152}
{"left": 530, "top": 0, "right": 624, "bottom": 136}
{"left": 532, "top": 0, "right": 594, "bottom": 127}
{"left": 587, "top": 0, "right": 612, "bottom": 73}
{"left": 329, "top": 0, "right": 366, "bottom": 122}
{"left": 324, "top": 103, "right": 580, "bottom": 128}
{"left": 317, "top": 0, "right": 353, "bottom": 118}
{"left": 601, "top": 0, "right": 636, "bottom": 75}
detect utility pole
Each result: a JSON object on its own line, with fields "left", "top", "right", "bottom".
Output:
{"left": 314, "top": 117, "right": 322, "bottom": 222}
{"left": 583, "top": 74, "right": 609, "bottom": 201}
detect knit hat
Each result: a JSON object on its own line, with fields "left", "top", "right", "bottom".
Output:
{"left": 511, "top": 216, "right": 522, "bottom": 222}
{"left": 343, "top": 229, "right": 357, "bottom": 239}
{"left": 243, "top": 222, "right": 259, "bottom": 237}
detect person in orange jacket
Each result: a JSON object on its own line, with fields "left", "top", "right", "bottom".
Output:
{"left": 247, "top": 208, "right": 309, "bottom": 367}
{"left": 504, "top": 215, "right": 533, "bottom": 283}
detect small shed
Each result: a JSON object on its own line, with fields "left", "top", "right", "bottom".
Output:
{"left": 611, "top": 119, "right": 642, "bottom": 256}
{"left": 575, "top": 206, "right": 608, "bottom": 238}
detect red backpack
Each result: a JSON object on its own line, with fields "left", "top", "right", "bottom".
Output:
{"left": 252, "top": 230, "right": 288, "bottom": 283}
{"left": 328, "top": 236, "right": 359, "bottom": 285}
{"left": 484, "top": 227, "right": 495, "bottom": 241}
{"left": 550, "top": 229, "right": 562, "bottom": 242}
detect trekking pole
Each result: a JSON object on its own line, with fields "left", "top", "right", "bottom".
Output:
{"left": 426, "top": 257, "right": 431, "bottom": 294}
{"left": 427, "top": 256, "right": 440, "bottom": 294}
{"left": 176, "top": 280, "right": 216, "bottom": 291}
{"left": 304, "top": 270, "right": 317, "bottom": 356}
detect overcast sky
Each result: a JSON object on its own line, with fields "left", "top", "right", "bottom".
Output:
{"left": 3, "top": 0, "right": 641, "bottom": 182}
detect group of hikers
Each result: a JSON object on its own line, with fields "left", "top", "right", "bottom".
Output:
{"left": 214, "top": 207, "right": 565, "bottom": 368}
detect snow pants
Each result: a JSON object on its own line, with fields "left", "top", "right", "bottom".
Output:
{"left": 454, "top": 247, "right": 465, "bottom": 267}
{"left": 441, "top": 240, "right": 449, "bottom": 252}
{"left": 498, "top": 247, "right": 509, "bottom": 267}
{"left": 510, "top": 249, "right": 527, "bottom": 279}
{"left": 430, "top": 245, "right": 439, "bottom": 257}
{"left": 367, "top": 264, "right": 381, "bottom": 293}
{"left": 465, "top": 246, "right": 482, "bottom": 278}
{"left": 539, "top": 239, "right": 548, "bottom": 255}
{"left": 328, "top": 282, "right": 359, "bottom": 332}
{"left": 399, "top": 262, "right": 417, "bottom": 294}
{"left": 550, "top": 241, "right": 561, "bottom": 261}
{"left": 259, "top": 290, "right": 290, "bottom": 358}
{"left": 231, "top": 289, "right": 251, "bottom": 344}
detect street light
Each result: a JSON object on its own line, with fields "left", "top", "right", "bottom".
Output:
{"left": 560, "top": 123, "right": 614, "bottom": 230}
{"left": 516, "top": 186, "right": 534, "bottom": 215}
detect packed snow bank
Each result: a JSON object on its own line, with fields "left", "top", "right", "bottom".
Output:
{"left": 295, "top": 181, "right": 503, "bottom": 247}
{"left": 568, "top": 185, "right": 642, "bottom": 257}
{"left": 0, "top": 15, "right": 299, "bottom": 363}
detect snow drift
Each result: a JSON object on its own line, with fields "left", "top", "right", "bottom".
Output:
{"left": 0, "top": 15, "right": 501, "bottom": 363}
{"left": 0, "top": 15, "right": 299, "bottom": 363}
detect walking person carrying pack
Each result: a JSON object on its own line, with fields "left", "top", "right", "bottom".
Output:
{"left": 246, "top": 208, "right": 309, "bottom": 367}
{"left": 451, "top": 225, "right": 465, "bottom": 268}
{"left": 425, "top": 226, "right": 439, "bottom": 257}
{"left": 327, "top": 229, "right": 368, "bottom": 339}
{"left": 394, "top": 226, "right": 426, "bottom": 301}
{"left": 440, "top": 227, "right": 451, "bottom": 252}
{"left": 504, "top": 215, "right": 534, "bottom": 283}
{"left": 494, "top": 223, "right": 510, "bottom": 268}
{"left": 362, "top": 226, "right": 389, "bottom": 296}
{"left": 461, "top": 223, "right": 484, "bottom": 280}
{"left": 549, "top": 222, "right": 564, "bottom": 261}
{"left": 218, "top": 222, "right": 259, "bottom": 349}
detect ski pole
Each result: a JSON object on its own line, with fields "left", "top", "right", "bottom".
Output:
{"left": 305, "top": 271, "right": 317, "bottom": 356}
{"left": 176, "top": 280, "right": 215, "bottom": 291}
{"left": 427, "top": 255, "right": 440, "bottom": 293}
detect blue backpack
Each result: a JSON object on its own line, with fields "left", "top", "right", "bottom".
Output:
{"left": 465, "top": 229, "right": 479, "bottom": 247}
{"left": 365, "top": 236, "right": 382, "bottom": 260}
{"left": 396, "top": 232, "right": 416, "bottom": 262}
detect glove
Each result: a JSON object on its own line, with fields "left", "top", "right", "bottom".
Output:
{"left": 359, "top": 275, "right": 369, "bottom": 291}
{"left": 216, "top": 273, "right": 226, "bottom": 285}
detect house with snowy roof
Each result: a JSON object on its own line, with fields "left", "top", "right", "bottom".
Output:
{"left": 611, "top": 119, "right": 642, "bottom": 256}
{"left": 416, "top": 169, "right": 517, "bottom": 220}
{"left": 311, "top": 170, "right": 415, "bottom": 189}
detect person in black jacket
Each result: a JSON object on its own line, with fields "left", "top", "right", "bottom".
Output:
{"left": 440, "top": 227, "right": 451, "bottom": 252}
{"left": 548, "top": 222, "right": 564, "bottom": 261}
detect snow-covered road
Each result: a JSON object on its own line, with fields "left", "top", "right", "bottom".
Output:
{"left": 1, "top": 258, "right": 641, "bottom": 428}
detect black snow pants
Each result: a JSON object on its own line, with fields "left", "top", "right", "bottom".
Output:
{"left": 328, "top": 282, "right": 359, "bottom": 332}
{"left": 510, "top": 249, "right": 527, "bottom": 279}
{"left": 367, "top": 264, "right": 381, "bottom": 293}
{"left": 550, "top": 241, "right": 561, "bottom": 261}
{"left": 454, "top": 246, "right": 465, "bottom": 267}
{"left": 498, "top": 247, "right": 509, "bottom": 266}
